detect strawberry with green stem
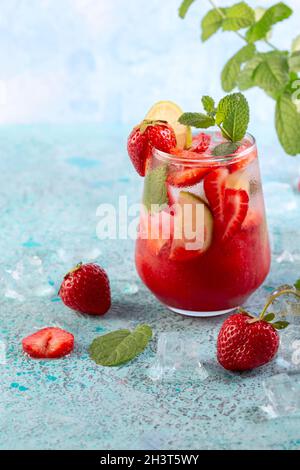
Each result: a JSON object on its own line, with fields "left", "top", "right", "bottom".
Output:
{"left": 217, "top": 285, "right": 300, "bottom": 371}
{"left": 127, "top": 120, "right": 177, "bottom": 177}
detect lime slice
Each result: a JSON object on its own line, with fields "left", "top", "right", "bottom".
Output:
{"left": 145, "top": 101, "right": 192, "bottom": 149}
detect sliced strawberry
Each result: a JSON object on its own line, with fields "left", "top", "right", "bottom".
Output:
{"left": 167, "top": 167, "right": 210, "bottom": 187}
{"left": 22, "top": 327, "right": 74, "bottom": 359}
{"left": 223, "top": 189, "right": 249, "bottom": 241}
{"left": 191, "top": 133, "right": 211, "bottom": 153}
{"left": 170, "top": 148, "right": 206, "bottom": 159}
{"left": 203, "top": 168, "right": 229, "bottom": 225}
{"left": 228, "top": 144, "right": 257, "bottom": 174}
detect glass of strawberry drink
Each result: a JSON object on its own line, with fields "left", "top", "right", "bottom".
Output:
{"left": 135, "top": 131, "right": 271, "bottom": 317}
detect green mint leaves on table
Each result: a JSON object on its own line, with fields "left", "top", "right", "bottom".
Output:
{"left": 178, "top": 1, "right": 300, "bottom": 157}
{"left": 89, "top": 324, "right": 153, "bottom": 367}
{"left": 179, "top": 92, "right": 249, "bottom": 156}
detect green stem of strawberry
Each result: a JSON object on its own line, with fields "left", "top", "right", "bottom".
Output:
{"left": 259, "top": 288, "right": 300, "bottom": 320}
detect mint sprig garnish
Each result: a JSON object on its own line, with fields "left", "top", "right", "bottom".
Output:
{"left": 179, "top": 92, "right": 250, "bottom": 155}
{"left": 178, "top": 112, "right": 215, "bottom": 129}
{"left": 89, "top": 324, "right": 153, "bottom": 367}
{"left": 178, "top": 1, "right": 300, "bottom": 157}
{"left": 202, "top": 95, "right": 216, "bottom": 115}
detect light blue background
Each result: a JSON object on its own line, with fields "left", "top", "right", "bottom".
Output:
{"left": 0, "top": 0, "right": 299, "bottom": 136}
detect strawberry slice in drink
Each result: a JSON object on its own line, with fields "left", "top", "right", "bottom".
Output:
{"left": 191, "top": 133, "right": 211, "bottom": 153}
{"left": 223, "top": 188, "right": 249, "bottom": 241}
{"left": 167, "top": 148, "right": 211, "bottom": 187}
{"left": 167, "top": 167, "right": 211, "bottom": 187}
{"left": 203, "top": 168, "right": 229, "bottom": 226}
{"left": 228, "top": 142, "right": 257, "bottom": 174}
{"left": 22, "top": 327, "right": 74, "bottom": 359}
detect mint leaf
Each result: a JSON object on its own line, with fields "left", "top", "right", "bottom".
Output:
{"left": 253, "top": 52, "right": 289, "bottom": 97}
{"left": 289, "top": 51, "right": 300, "bottom": 73}
{"left": 202, "top": 96, "right": 215, "bottom": 114}
{"left": 275, "top": 93, "right": 300, "bottom": 156}
{"left": 237, "top": 55, "right": 263, "bottom": 90}
{"left": 212, "top": 142, "right": 239, "bottom": 157}
{"left": 246, "top": 2, "right": 293, "bottom": 43}
{"left": 222, "top": 2, "right": 255, "bottom": 31}
{"left": 215, "top": 94, "right": 232, "bottom": 126}
{"left": 178, "top": 0, "right": 196, "bottom": 19}
{"left": 222, "top": 44, "right": 256, "bottom": 92}
{"left": 272, "top": 321, "right": 289, "bottom": 330}
{"left": 143, "top": 165, "right": 169, "bottom": 212}
{"left": 295, "top": 279, "right": 300, "bottom": 290}
{"left": 201, "top": 8, "right": 225, "bottom": 41}
{"left": 89, "top": 324, "right": 153, "bottom": 367}
{"left": 179, "top": 112, "right": 215, "bottom": 128}
{"left": 217, "top": 93, "right": 249, "bottom": 142}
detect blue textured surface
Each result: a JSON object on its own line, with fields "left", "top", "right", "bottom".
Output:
{"left": 0, "top": 124, "right": 300, "bottom": 450}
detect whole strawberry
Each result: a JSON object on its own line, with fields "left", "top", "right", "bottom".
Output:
{"left": 59, "top": 263, "right": 111, "bottom": 316}
{"left": 127, "top": 120, "right": 177, "bottom": 176}
{"left": 217, "top": 285, "right": 300, "bottom": 371}
{"left": 217, "top": 312, "right": 280, "bottom": 371}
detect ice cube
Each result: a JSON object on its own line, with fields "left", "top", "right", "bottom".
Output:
{"left": 122, "top": 283, "right": 139, "bottom": 295}
{"left": 148, "top": 332, "right": 209, "bottom": 382}
{"left": 281, "top": 302, "right": 300, "bottom": 325}
{"left": 276, "top": 250, "right": 295, "bottom": 264}
{"left": 262, "top": 373, "right": 300, "bottom": 418}
{"left": 2, "top": 255, "right": 55, "bottom": 301}
{"left": 278, "top": 326, "right": 300, "bottom": 370}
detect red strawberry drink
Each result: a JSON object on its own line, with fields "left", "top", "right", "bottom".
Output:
{"left": 135, "top": 131, "right": 271, "bottom": 317}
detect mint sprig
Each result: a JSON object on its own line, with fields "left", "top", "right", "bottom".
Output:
{"left": 179, "top": 92, "right": 250, "bottom": 154}
{"left": 246, "top": 2, "right": 292, "bottom": 43}
{"left": 89, "top": 324, "right": 153, "bottom": 367}
{"left": 178, "top": 1, "right": 300, "bottom": 157}
{"left": 178, "top": 0, "right": 196, "bottom": 19}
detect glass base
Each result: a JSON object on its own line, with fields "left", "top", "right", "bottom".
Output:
{"left": 168, "top": 306, "right": 237, "bottom": 318}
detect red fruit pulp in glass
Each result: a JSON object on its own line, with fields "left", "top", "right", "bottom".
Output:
{"left": 136, "top": 213, "right": 270, "bottom": 311}
{"left": 135, "top": 134, "right": 271, "bottom": 313}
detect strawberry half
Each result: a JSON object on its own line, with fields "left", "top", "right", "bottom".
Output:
{"left": 223, "top": 188, "right": 249, "bottom": 241}
{"left": 22, "top": 327, "right": 74, "bottom": 359}
{"left": 167, "top": 167, "right": 210, "bottom": 187}
{"left": 203, "top": 168, "right": 229, "bottom": 226}
{"left": 127, "top": 121, "right": 176, "bottom": 177}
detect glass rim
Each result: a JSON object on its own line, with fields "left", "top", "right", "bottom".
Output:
{"left": 153, "top": 131, "right": 256, "bottom": 167}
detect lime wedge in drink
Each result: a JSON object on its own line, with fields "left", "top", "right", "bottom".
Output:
{"left": 145, "top": 101, "right": 192, "bottom": 149}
